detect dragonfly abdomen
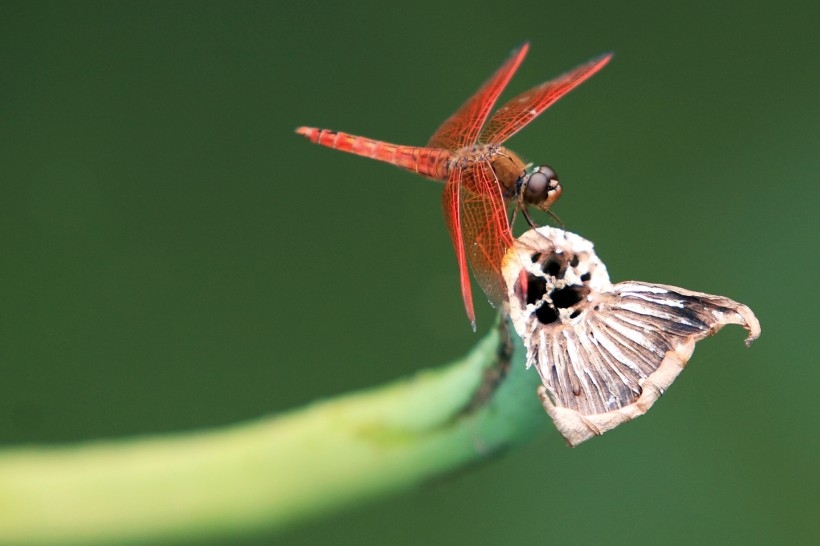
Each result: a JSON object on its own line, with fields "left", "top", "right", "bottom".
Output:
{"left": 296, "top": 127, "right": 449, "bottom": 180}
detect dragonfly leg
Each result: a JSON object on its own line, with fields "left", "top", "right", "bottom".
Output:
{"left": 546, "top": 209, "right": 565, "bottom": 229}
{"left": 521, "top": 203, "right": 540, "bottom": 229}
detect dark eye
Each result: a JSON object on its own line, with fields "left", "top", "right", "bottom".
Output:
{"left": 537, "top": 165, "right": 558, "bottom": 183}
{"left": 525, "top": 171, "right": 549, "bottom": 200}
{"left": 523, "top": 165, "right": 559, "bottom": 205}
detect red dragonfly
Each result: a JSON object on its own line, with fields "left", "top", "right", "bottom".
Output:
{"left": 297, "top": 43, "right": 611, "bottom": 329}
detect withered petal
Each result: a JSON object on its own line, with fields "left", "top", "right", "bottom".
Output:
{"left": 502, "top": 227, "right": 760, "bottom": 447}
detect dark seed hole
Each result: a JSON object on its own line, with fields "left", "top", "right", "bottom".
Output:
{"left": 531, "top": 252, "right": 542, "bottom": 262}
{"left": 535, "top": 303, "right": 559, "bottom": 324}
{"left": 544, "top": 256, "right": 563, "bottom": 277}
{"left": 526, "top": 274, "right": 547, "bottom": 306}
{"left": 570, "top": 309, "right": 581, "bottom": 319}
{"left": 551, "top": 286, "right": 586, "bottom": 309}
{"left": 570, "top": 255, "right": 579, "bottom": 267}
{"left": 580, "top": 272, "right": 591, "bottom": 282}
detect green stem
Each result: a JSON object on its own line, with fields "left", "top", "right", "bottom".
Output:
{"left": 0, "top": 323, "right": 545, "bottom": 545}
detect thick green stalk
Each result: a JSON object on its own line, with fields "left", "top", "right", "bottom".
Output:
{"left": 0, "top": 323, "right": 546, "bottom": 545}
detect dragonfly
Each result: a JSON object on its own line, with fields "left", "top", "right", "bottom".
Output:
{"left": 297, "top": 42, "right": 611, "bottom": 330}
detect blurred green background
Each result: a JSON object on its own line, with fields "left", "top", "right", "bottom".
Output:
{"left": 1, "top": 1, "right": 817, "bottom": 544}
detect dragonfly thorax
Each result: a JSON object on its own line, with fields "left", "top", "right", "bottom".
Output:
{"left": 487, "top": 146, "right": 528, "bottom": 195}
{"left": 450, "top": 145, "right": 528, "bottom": 197}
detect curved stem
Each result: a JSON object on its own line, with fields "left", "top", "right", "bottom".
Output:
{"left": 0, "top": 322, "right": 546, "bottom": 545}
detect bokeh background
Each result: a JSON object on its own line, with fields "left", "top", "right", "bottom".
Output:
{"left": 1, "top": 1, "right": 817, "bottom": 544}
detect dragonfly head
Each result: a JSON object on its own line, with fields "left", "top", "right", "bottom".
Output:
{"left": 520, "top": 165, "right": 562, "bottom": 211}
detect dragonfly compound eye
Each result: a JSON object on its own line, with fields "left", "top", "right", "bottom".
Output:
{"left": 523, "top": 165, "right": 561, "bottom": 208}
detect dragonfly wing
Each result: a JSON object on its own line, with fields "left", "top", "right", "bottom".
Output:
{"left": 457, "top": 160, "right": 515, "bottom": 314}
{"left": 479, "top": 53, "right": 612, "bottom": 145}
{"left": 428, "top": 43, "right": 530, "bottom": 151}
{"left": 442, "top": 166, "right": 476, "bottom": 329}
